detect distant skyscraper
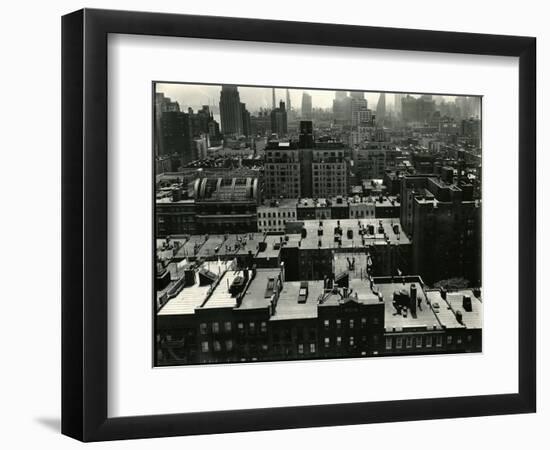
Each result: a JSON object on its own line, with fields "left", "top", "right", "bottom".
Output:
{"left": 333, "top": 91, "right": 352, "bottom": 126}
{"left": 286, "top": 88, "right": 292, "bottom": 112}
{"left": 272, "top": 88, "right": 276, "bottom": 110}
{"left": 376, "top": 93, "right": 386, "bottom": 123}
{"left": 335, "top": 90, "right": 348, "bottom": 100}
{"left": 298, "top": 120, "right": 314, "bottom": 148}
{"left": 155, "top": 93, "right": 180, "bottom": 156}
{"left": 401, "top": 95, "right": 436, "bottom": 123}
{"left": 270, "top": 100, "right": 288, "bottom": 137}
{"left": 159, "top": 111, "right": 194, "bottom": 164}
{"left": 219, "top": 85, "right": 244, "bottom": 136}
{"left": 241, "top": 102, "right": 251, "bottom": 137}
{"left": 301, "top": 92, "right": 312, "bottom": 120}
{"left": 350, "top": 91, "right": 365, "bottom": 100}
{"left": 350, "top": 95, "right": 369, "bottom": 128}
{"left": 394, "top": 93, "right": 404, "bottom": 115}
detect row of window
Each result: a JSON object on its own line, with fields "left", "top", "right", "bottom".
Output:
{"left": 200, "top": 321, "right": 267, "bottom": 335}
{"left": 323, "top": 317, "right": 379, "bottom": 329}
{"left": 383, "top": 333, "right": 471, "bottom": 350}
{"left": 258, "top": 211, "right": 296, "bottom": 219}
{"left": 324, "top": 335, "right": 366, "bottom": 348}
{"left": 258, "top": 219, "right": 287, "bottom": 228}
{"left": 189, "top": 333, "right": 474, "bottom": 355}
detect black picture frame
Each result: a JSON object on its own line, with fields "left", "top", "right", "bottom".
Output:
{"left": 62, "top": 8, "right": 536, "bottom": 442}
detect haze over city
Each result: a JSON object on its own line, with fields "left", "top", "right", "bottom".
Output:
{"left": 155, "top": 83, "right": 473, "bottom": 114}
{"left": 154, "top": 82, "right": 483, "bottom": 367}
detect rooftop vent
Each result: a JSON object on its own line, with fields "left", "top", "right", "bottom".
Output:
{"left": 298, "top": 281, "right": 309, "bottom": 303}
{"left": 462, "top": 295, "right": 472, "bottom": 312}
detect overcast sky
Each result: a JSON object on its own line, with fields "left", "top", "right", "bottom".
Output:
{"left": 155, "top": 83, "right": 477, "bottom": 113}
{"left": 157, "top": 83, "right": 389, "bottom": 112}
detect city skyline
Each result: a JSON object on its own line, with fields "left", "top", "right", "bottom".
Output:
{"left": 156, "top": 82, "right": 480, "bottom": 115}
{"left": 154, "top": 80, "right": 482, "bottom": 367}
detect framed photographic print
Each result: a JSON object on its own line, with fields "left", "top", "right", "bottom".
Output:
{"left": 62, "top": 8, "right": 536, "bottom": 442}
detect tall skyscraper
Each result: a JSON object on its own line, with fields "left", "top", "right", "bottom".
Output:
{"left": 241, "top": 102, "right": 251, "bottom": 137}
{"left": 350, "top": 95, "right": 369, "bottom": 128}
{"left": 286, "top": 88, "right": 292, "bottom": 112}
{"left": 272, "top": 88, "right": 276, "bottom": 110}
{"left": 270, "top": 100, "right": 288, "bottom": 137}
{"left": 335, "top": 90, "right": 348, "bottom": 100}
{"left": 219, "top": 85, "right": 244, "bottom": 136}
{"left": 155, "top": 93, "right": 180, "bottom": 156}
{"left": 301, "top": 92, "right": 312, "bottom": 120}
{"left": 376, "top": 93, "right": 386, "bottom": 122}
{"left": 401, "top": 95, "right": 436, "bottom": 123}
{"left": 394, "top": 93, "right": 404, "bottom": 115}
{"left": 333, "top": 91, "right": 352, "bottom": 126}
{"left": 298, "top": 120, "right": 314, "bottom": 148}
{"left": 159, "top": 110, "right": 194, "bottom": 163}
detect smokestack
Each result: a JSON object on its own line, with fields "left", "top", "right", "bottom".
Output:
{"left": 410, "top": 284, "right": 417, "bottom": 315}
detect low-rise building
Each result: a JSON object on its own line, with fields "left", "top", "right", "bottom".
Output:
{"left": 257, "top": 199, "right": 298, "bottom": 233}
{"left": 155, "top": 262, "right": 482, "bottom": 366}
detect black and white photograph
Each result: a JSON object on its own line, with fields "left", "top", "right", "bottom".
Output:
{"left": 154, "top": 83, "right": 483, "bottom": 366}
{"left": 1, "top": 0, "right": 542, "bottom": 446}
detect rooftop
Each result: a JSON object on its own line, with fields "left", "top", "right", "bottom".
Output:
{"left": 239, "top": 268, "right": 281, "bottom": 310}
{"left": 200, "top": 270, "right": 247, "bottom": 310}
{"left": 425, "top": 289, "right": 483, "bottom": 329}
{"left": 257, "top": 234, "right": 283, "bottom": 260}
{"left": 366, "top": 279, "right": 442, "bottom": 331}
{"left": 271, "top": 280, "right": 323, "bottom": 321}
{"left": 259, "top": 198, "right": 298, "bottom": 209}
{"left": 235, "top": 233, "right": 265, "bottom": 256}
{"left": 298, "top": 218, "right": 410, "bottom": 250}
{"left": 195, "top": 235, "right": 226, "bottom": 259}
{"left": 333, "top": 253, "right": 372, "bottom": 280}
{"left": 158, "top": 260, "right": 229, "bottom": 316}
{"left": 176, "top": 235, "right": 208, "bottom": 259}
{"left": 320, "top": 283, "right": 380, "bottom": 307}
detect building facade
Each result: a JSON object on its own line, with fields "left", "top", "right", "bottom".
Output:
{"left": 219, "top": 85, "right": 244, "bottom": 137}
{"left": 156, "top": 261, "right": 482, "bottom": 366}
{"left": 400, "top": 173, "right": 482, "bottom": 285}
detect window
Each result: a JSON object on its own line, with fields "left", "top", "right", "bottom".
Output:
{"left": 310, "top": 343, "right": 316, "bottom": 353}
{"left": 396, "top": 337, "right": 403, "bottom": 349}
{"left": 361, "top": 317, "right": 367, "bottom": 328}
{"left": 213, "top": 341, "right": 221, "bottom": 352}
{"left": 406, "top": 337, "right": 412, "bottom": 348}
{"left": 436, "top": 335, "right": 443, "bottom": 347}
{"left": 237, "top": 322, "right": 244, "bottom": 333}
{"left": 416, "top": 337, "right": 422, "bottom": 348}
{"left": 224, "top": 321, "right": 232, "bottom": 332}
{"left": 336, "top": 319, "right": 342, "bottom": 329}
{"left": 426, "top": 335, "right": 433, "bottom": 348}
{"left": 324, "top": 319, "right": 330, "bottom": 329}
{"left": 225, "top": 340, "right": 233, "bottom": 351}
{"left": 260, "top": 321, "right": 267, "bottom": 333}
{"left": 200, "top": 323, "right": 207, "bottom": 335}
{"left": 212, "top": 322, "right": 219, "bottom": 334}
{"left": 201, "top": 341, "right": 209, "bottom": 352}
{"left": 447, "top": 335, "right": 453, "bottom": 345}
{"left": 336, "top": 336, "right": 342, "bottom": 346}
{"left": 349, "top": 319, "right": 354, "bottom": 329}
{"left": 467, "top": 334, "right": 473, "bottom": 342}
{"left": 349, "top": 336, "right": 355, "bottom": 346}
{"left": 385, "top": 337, "right": 392, "bottom": 350}
{"left": 298, "top": 344, "right": 304, "bottom": 354}
{"left": 457, "top": 336, "right": 462, "bottom": 345}
{"left": 373, "top": 317, "right": 379, "bottom": 325}
{"left": 324, "top": 337, "right": 330, "bottom": 348}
